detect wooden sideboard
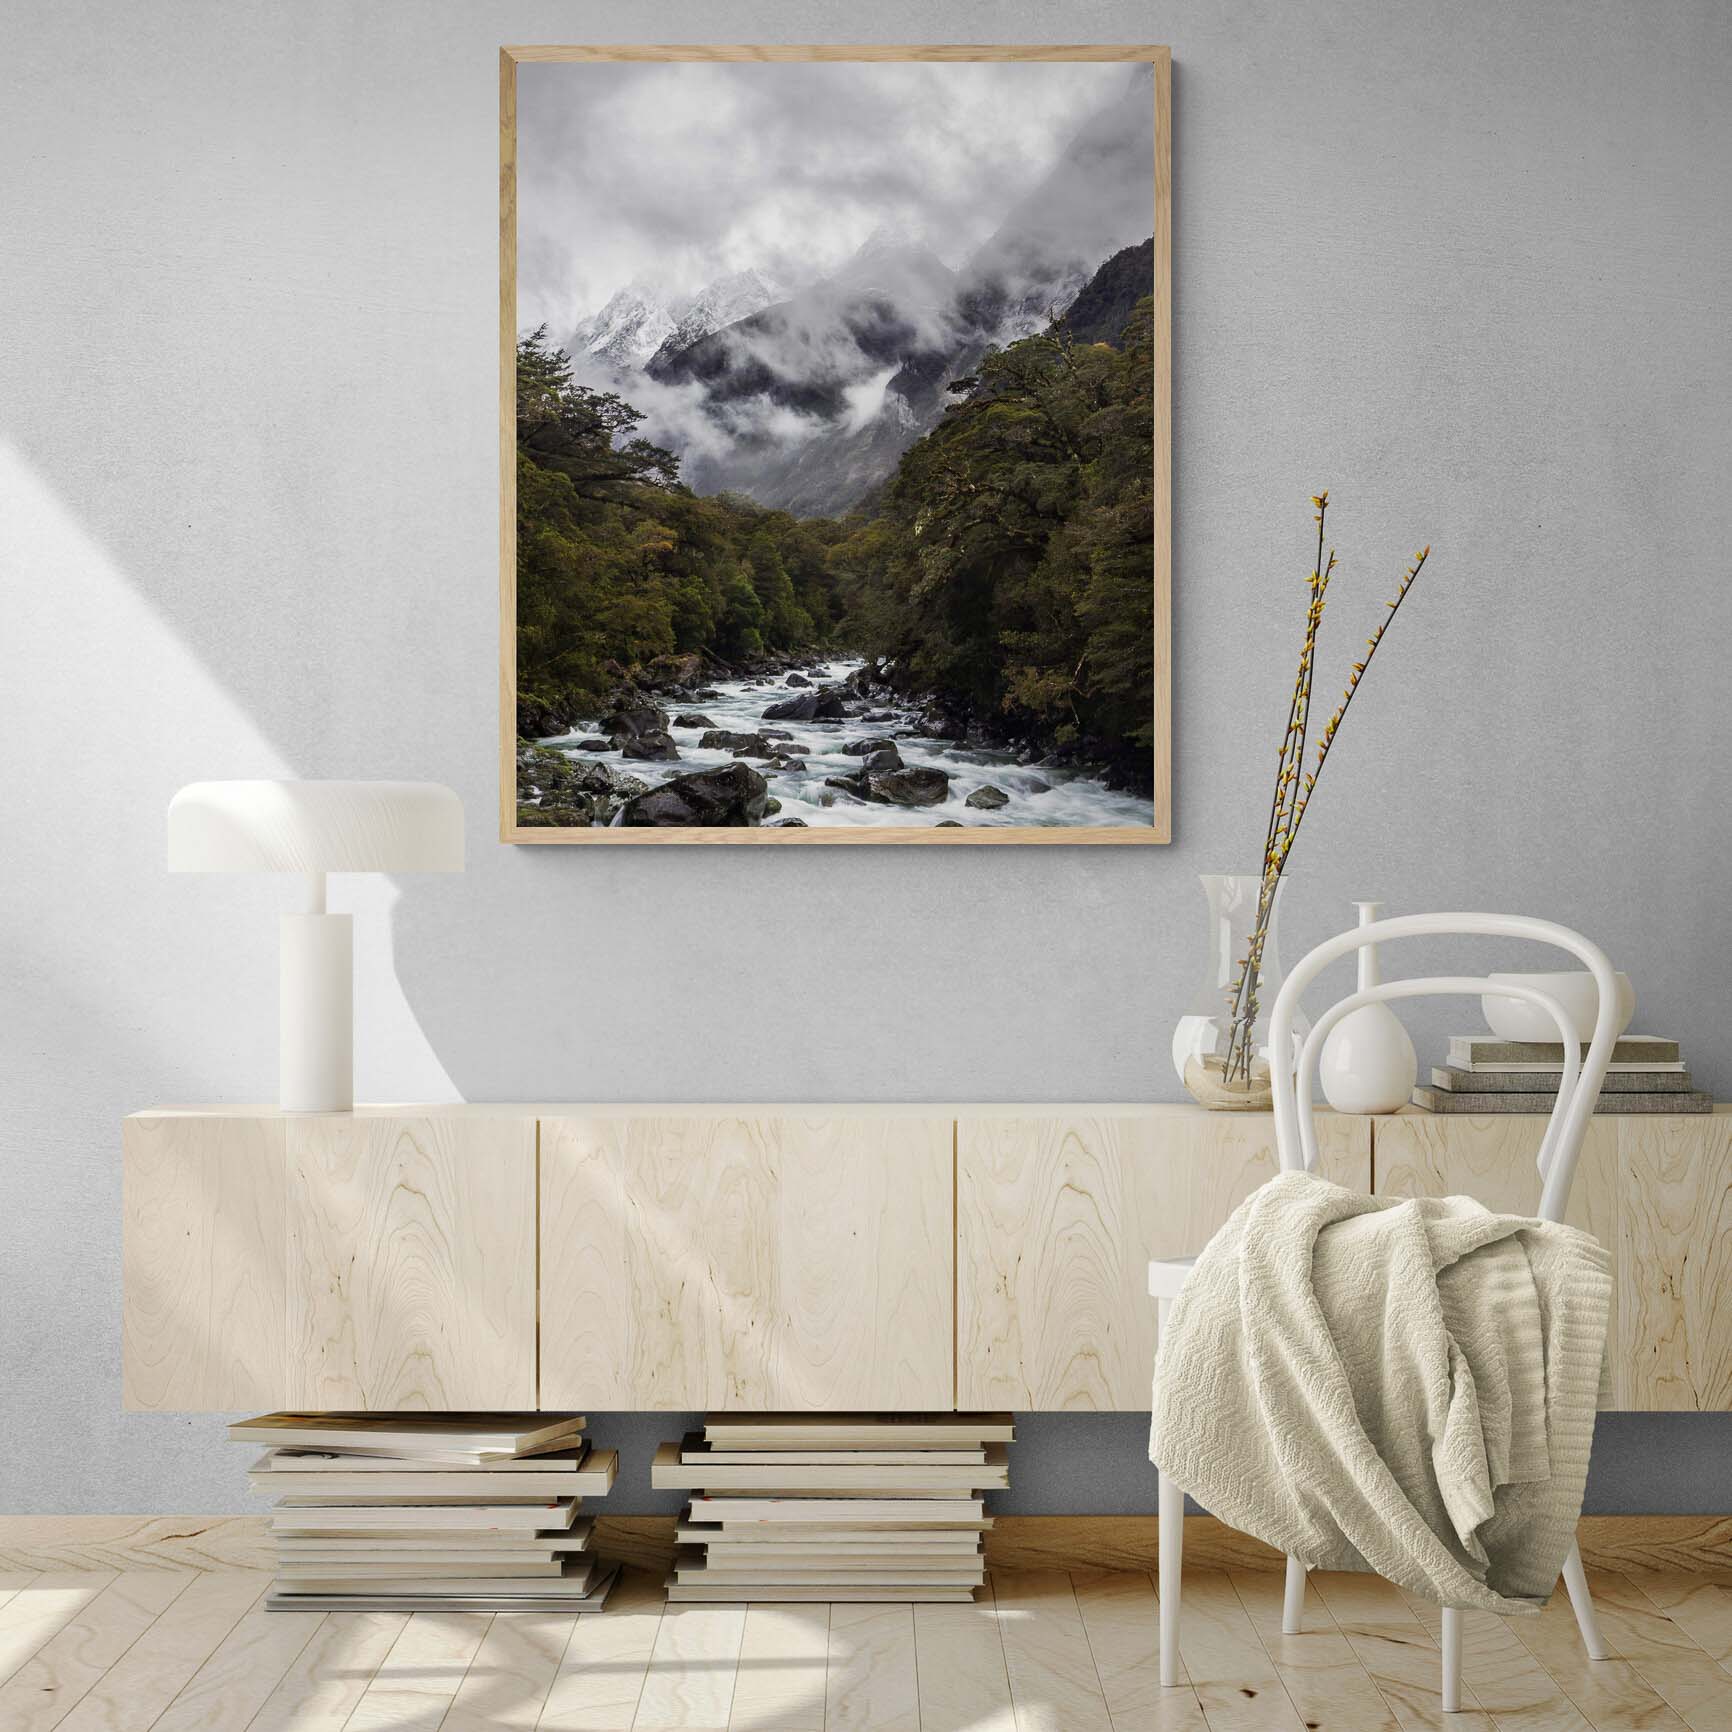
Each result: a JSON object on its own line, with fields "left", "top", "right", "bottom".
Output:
{"left": 121, "top": 1104, "right": 1732, "bottom": 1414}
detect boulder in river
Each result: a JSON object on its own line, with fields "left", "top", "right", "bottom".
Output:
{"left": 604, "top": 701, "right": 670, "bottom": 741}
{"left": 825, "top": 765, "right": 950, "bottom": 807}
{"left": 761, "top": 727, "right": 795, "bottom": 741}
{"left": 517, "top": 694, "right": 576, "bottom": 740}
{"left": 775, "top": 817, "right": 809, "bottom": 826}
{"left": 871, "top": 765, "right": 950, "bottom": 806}
{"left": 620, "top": 730, "right": 679, "bottom": 762}
{"left": 618, "top": 762, "right": 769, "bottom": 827}
{"left": 859, "top": 743, "right": 903, "bottom": 771}
{"left": 762, "top": 688, "right": 847, "bottom": 722}
{"left": 577, "top": 737, "right": 613, "bottom": 751}
{"left": 700, "top": 729, "right": 777, "bottom": 757}
{"left": 672, "top": 712, "right": 717, "bottom": 729}
{"left": 936, "top": 820, "right": 964, "bottom": 827}
{"left": 784, "top": 672, "right": 811, "bottom": 687}
{"left": 966, "top": 784, "right": 1010, "bottom": 810}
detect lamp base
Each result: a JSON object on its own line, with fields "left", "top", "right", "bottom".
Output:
{"left": 280, "top": 913, "right": 353, "bottom": 1111}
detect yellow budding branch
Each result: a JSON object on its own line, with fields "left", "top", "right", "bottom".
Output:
{"left": 1220, "top": 501, "right": 1433, "bottom": 1088}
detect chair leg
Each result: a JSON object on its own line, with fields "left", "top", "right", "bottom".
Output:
{"left": 1441, "top": 1607, "right": 1463, "bottom": 1712}
{"left": 1282, "top": 1555, "right": 1307, "bottom": 1634}
{"left": 1159, "top": 1463, "right": 1184, "bottom": 1686}
{"left": 1561, "top": 1539, "right": 1609, "bottom": 1660}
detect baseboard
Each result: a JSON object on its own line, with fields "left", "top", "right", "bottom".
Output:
{"left": 4, "top": 1513, "right": 1725, "bottom": 1582}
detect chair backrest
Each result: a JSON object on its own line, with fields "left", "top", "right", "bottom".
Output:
{"left": 1269, "top": 913, "right": 1622, "bottom": 1223}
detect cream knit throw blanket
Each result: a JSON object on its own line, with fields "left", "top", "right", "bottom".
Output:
{"left": 1149, "top": 1170, "right": 1612, "bottom": 1614}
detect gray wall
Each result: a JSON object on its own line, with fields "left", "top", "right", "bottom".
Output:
{"left": 2, "top": 0, "right": 1729, "bottom": 1518}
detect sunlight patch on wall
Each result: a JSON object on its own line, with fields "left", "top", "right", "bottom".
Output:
{"left": 0, "top": 440, "right": 460, "bottom": 1104}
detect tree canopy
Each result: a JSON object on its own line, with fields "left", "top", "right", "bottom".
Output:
{"left": 514, "top": 302, "right": 1155, "bottom": 786}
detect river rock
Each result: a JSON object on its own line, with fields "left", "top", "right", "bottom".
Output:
{"left": 604, "top": 701, "right": 670, "bottom": 741}
{"left": 784, "top": 672, "right": 811, "bottom": 687}
{"left": 517, "top": 801, "right": 592, "bottom": 828}
{"left": 871, "top": 765, "right": 950, "bottom": 806}
{"left": 516, "top": 694, "right": 575, "bottom": 740}
{"left": 762, "top": 689, "right": 847, "bottom": 722}
{"left": 672, "top": 712, "right": 717, "bottom": 729}
{"left": 761, "top": 727, "right": 795, "bottom": 741}
{"left": 1020, "top": 776, "right": 1052, "bottom": 794}
{"left": 620, "top": 730, "right": 679, "bottom": 761}
{"left": 577, "top": 736, "right": 613, "bottom": 750}
{"left": 918, "top": 707, "right": 967, "bottom": 741}
{"left": 936, "top": 820, "right": 963, "bottom": 827}
{"left": 823, "top": 771, "right": 870, "bottom": 800}
{"left": 619, "top": 762, "right": 769, "bottom": 827}
{"left": 700, "top": 729, "right": 778, "bottom": 758}
{"left": 966, "top": 784, "right": 1010, "bottom": 810}
{"left": 775, "top": 817, "right": 808, "bottom": 826}
{"left": 860, "top": 743, "right": 903, "bottom": 771}
{"left": 764, "top": 797, "right": 782, "bottom": 815}
{"left": 639, "top": 652, "right": 704, "bottom": 692}
{"left": 825, "top": 765, "right": 949, "bottom": 807}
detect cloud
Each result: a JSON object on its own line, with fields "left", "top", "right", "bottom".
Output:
{"left": 515, "top": 58, "right": 1145, "bottom": 336}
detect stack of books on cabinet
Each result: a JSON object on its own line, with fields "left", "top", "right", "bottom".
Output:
{"left": 652, "top": 1413, "right": 1011, "bottom": 1603}
{"left": 1413, "top": 1035, "right": 1712, "bottom": 1113}
{"left": 232, "top": 1412, "right": 620, "bottom": 1612}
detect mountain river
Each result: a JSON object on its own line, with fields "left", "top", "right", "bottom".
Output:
{"left": 539, "top": 657, "right": 1155, "bottom": 829}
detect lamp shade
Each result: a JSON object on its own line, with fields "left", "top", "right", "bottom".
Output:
{"left": 168, "top": 780, "right": 464, "bottom": 874}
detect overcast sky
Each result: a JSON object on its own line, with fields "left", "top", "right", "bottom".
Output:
{"left": 516, "top": 58, "right": 1146, "bottom": 333}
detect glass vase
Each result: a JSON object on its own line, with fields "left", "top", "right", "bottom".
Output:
{"left": 1171, "top": 872, "right": 1308, "bottom": 1110}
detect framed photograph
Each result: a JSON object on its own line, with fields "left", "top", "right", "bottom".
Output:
{"left": 501, "top": 45, "right": 1170, "bottom": 843}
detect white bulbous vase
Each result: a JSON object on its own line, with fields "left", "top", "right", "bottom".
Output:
{"left": 1319, "top": 900, "right": 1418, "bottom": 1115}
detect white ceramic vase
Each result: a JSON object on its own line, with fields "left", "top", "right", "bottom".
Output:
{"left": 1319, "top": 900, "right": 1418, "bottom": 1114}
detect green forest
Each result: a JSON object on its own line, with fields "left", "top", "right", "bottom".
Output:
{"left": 515, "top": 293, "right": 1156, "bottom": 786}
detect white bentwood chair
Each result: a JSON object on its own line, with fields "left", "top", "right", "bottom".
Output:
{"left": 1150, "top": 913, "right": 1618, "bottom": 1711}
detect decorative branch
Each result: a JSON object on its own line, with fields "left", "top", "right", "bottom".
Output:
{"left": 1217, "top": 496, "right": 1432, "bottom": 1089}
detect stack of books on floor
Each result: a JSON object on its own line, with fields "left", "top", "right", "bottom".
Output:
{"left": 653, "top": 1412, "right": 1012, "bottom": 1603}
{"left": 231, "top": 1411, "right": 620, "bottom": 1612}
{"left": 1413, "top": 1035, "right": 1713, "bottom": 1113}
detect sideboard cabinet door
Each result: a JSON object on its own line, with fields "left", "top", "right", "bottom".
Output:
{"left": 1375, "top": 1110, "right": 1732, "bottom": 1411}
{"left": 1373, "top": 1113, "right": 1621, "bottom": 1404}
{"left": 539, "top": 1115, "right": 954, "bottom": 1410}
{"left": 956, "top": 1110, "right": 1372, "bottom": 1411}
{"left": 123, "top": 1114, "right": 287, "bottom": 1411}
{"left": 284, "top": 1116, "right": 537, "bottom": 1410}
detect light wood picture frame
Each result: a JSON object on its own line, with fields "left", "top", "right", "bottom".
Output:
{"left": 502, "top": 43, "right": 1177, "bottom": 841}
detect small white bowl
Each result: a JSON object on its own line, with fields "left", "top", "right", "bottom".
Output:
{"left": 1481, "top": 970, "right": 1636, "bottom": 1044}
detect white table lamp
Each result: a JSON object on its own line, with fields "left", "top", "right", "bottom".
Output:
{"left": 168, "top": 780, "right": 464, "bottom": 1111}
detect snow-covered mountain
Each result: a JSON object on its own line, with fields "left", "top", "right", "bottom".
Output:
{"left": 571, "top": 268, "right": 788, "bottom": 379}
{"left": 568, "top": 285, "right": 676, "bottom": 372}
{"left": 649, "top": 268, "right": 787, "bottom": 371}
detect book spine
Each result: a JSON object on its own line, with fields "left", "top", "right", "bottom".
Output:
{"left": 1430, "top": 1067, "right": 1697, "bottom": 1094}
{"left": 1412, "top": 1087, "right": 1712, "bottom": 1114}
{"left": 1448, "top": 1037, "right": 1680, "bottom": 1065}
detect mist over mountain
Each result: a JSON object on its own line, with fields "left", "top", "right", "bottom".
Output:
{"left": 546, "top": 66, "right": 1155, "bottom": 516}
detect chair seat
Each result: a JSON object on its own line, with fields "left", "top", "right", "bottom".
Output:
{"left": 1148, "top": 1255, "right": 1198, "bottom": 1299}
